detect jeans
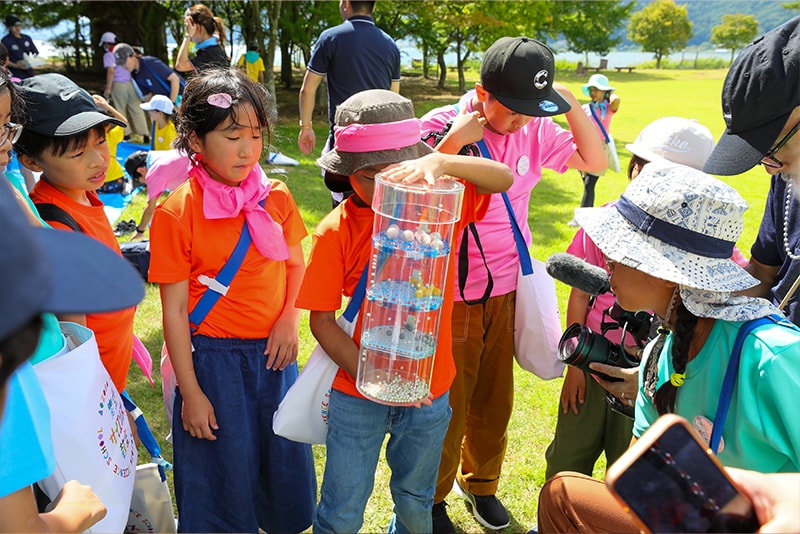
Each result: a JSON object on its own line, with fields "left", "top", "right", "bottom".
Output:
{"left": 313, "top": 389, "right": 451, "bottom": 534}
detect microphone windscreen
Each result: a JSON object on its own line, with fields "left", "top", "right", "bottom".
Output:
{"left": 545, "top": 252, "right": 611, "bottom": 296}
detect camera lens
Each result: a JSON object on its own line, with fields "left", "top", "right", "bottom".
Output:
{"left": 558, "top": 323, "right": 593, "bottom": 367}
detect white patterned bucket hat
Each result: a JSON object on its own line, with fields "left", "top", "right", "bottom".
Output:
{"left": 575, "top": 160, "right": 758, "bottom": 292}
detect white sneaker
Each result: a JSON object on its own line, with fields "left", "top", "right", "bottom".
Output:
{"left": 267, "top": 152, "right": 299, "bottom": 166}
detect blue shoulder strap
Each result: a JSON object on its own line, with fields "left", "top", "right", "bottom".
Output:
{"left": 189, "top": 201, "right": 265, "bottom": 332}
{"left": 709, "top": 314, "right": 788, "bottom": 454}
{"left": 588, "top": 104, "right": 611, "bottom": 143}
{"left": 342, "top": 265, "right": 369, "bottom": 322}
{"left": 477, "top": 139, "right": 534, "bottom": 278}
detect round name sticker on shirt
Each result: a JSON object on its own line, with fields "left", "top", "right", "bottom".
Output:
{"left": 516, "top": 155, "right": 530, "bottom": 176}
{"left": 693, "top": 415, "right": 724, "bottom": 452}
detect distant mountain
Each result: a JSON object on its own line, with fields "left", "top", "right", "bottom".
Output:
{"left": 623, "top": 1, "right": 798, "bottom": 47}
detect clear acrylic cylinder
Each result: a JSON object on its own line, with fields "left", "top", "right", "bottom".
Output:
{"left": 357, "top": 174, "right": 464, "bottom": 405}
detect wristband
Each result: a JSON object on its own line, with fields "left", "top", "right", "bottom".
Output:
{"left": 136, "top": 226, "right": 146, "bottom": 234}
{"left": 299, "top": 120, "right": 312, "bottom": 130}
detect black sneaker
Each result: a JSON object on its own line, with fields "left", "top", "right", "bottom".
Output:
{"left": 142, "top": 135, "right": 150, "bottom": 145}
{"left": 453, "top": 479, "right": 510, "bottom": 530}
{"left": 432, "top": 501, "right": 456, "bottom": 534}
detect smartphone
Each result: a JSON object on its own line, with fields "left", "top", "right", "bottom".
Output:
{"left": 606, "top": 414, "right": 759, "bottom": 533}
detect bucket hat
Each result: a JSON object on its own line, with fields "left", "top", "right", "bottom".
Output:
{"left": 140, "top": 94, "right": 174, "bottom": 115}
{"left": 626, "top": 117, "right": 715, "bottom": 170}
{"left": 480, "top": 37, "right": 570, "bottom": 117}
{"left": 582, "top": 74, "right": 614, "bottom": 97}
{"left": 19, "top": 73, "right": 126, "bottom": 136}
{"left": 703, "top": 16, "right": 800, "bottom": 176}
{"left": 0, "top": 179, "right": 144, "bottom": 340}
{"left": 317, "top": 89, "right": 433, "bottom": 179}
{"left": 575, "top": 160, "right": 758, "bottom": 292}
{"left": 99, "top": 31, "right": 116, "bottom": 46}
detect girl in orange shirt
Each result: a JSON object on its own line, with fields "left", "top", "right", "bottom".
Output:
{"left": 148, "top": 69, "right": 314, "bottom": 533}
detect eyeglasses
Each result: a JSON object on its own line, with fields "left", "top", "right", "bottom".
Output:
{"left": 761, "top": 120, "right": 800, "bottom": 169}
{"left": 0, "top": 122, "right": 22, "bottom": 145}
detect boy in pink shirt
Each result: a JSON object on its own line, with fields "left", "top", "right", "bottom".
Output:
{"left": 419, "top": 36, "right": 606, "bottom": 532}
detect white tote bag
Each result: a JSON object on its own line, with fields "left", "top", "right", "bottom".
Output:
{"left": 501, "top": 193, "right": 564, "bottom": 379}
{"left": 272, "top": 314, "right": 356, "bottom": 444}
{"left": 33, "top": 322, "right": 137, "bottom": 534}
{"left": 126, "top": 463, "right": 177, "bottom": 534}
{"left": 514, "top": 259, "right": 565, "bottom": 379}
{"left": 604, "top": 135, "right": 621, "bottom": 173}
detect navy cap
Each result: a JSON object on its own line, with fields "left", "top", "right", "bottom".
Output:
{"left": 0, "top": 180, "right": 144, "bottom": 340}
{"left": 704, "top": 16, "right": 800, "bottom": 175}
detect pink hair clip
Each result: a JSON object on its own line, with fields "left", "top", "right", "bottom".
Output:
{"left": 207, "top": 93, "right": 236, "bottom": 109}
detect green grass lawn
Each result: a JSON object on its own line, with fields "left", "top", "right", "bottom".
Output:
{"left": 123, "top": 68, "right": 770, "bottom": 533}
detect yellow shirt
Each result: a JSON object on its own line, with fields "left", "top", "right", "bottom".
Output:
{"left": 237, "top": 53, "right": 265, "bottom": 83}
{"left": 153, "top": 119, "right": 177, "bottom": 151}
{"left": 105, "top": 126, "right": 125, "bottom": 182}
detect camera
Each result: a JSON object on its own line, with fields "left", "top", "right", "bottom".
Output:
{"left": 557, "top": 302, "right": 653, "bottom": 382}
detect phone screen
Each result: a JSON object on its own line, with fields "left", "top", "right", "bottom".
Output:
{"left": 610, "top": 422, "right": 758, "bottom": 533}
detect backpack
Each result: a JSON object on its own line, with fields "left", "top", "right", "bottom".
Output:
{"left": 34, "top": 203, "right": 150, "bottom": 282}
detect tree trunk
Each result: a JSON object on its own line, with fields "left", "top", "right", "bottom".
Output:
{"left": 263, "top": 0, "right": 281, "bottom": 97}
{"left": 436, "top": 51, "right": 447, "bottom": 89}
{"left": 422, "top": 46, "right": 429, "bottom": 79}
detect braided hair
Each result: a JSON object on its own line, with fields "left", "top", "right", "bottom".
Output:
{"left": 654, "top": 302, "right": 698, "bottom": 415}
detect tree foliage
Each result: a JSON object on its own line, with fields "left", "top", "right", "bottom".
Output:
{"left": 628, "top": 0, "right": 693, "bottom": 68}
{"left": 555, "top": 1, "right": 635, "bottom": 67}
{"left": 711, "top": 13, "right": 759, "bottom": 64}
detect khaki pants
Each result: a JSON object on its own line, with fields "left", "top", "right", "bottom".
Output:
{"left": 544, "top": 373, "right": 633, "bottom": 479}
{"left": 111, "top": 81, "right": 149, "bottom": 137}
{"left": 435, "top": 293, "right": 516, "bottom": 502}
{"left": 537, "top": 472, "right": 639, "bottom": 533}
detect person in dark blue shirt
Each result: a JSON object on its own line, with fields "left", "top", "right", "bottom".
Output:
{"left": 1, "top": 15, "right": 38, "bottom": 79}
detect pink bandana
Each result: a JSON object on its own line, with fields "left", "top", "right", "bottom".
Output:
{"left": 190, "top": 156, "right": 289, "bottom": 261}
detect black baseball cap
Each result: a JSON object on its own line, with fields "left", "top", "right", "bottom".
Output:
{"left": 19, "top": 73, "right": 126, "bottom": 136}
{"left": 0, "top": 179, "right": 144, "bottom": 340}
{"left": 703, "top": 16, "right": 800, "bottom": 176}
{"left": 4, "top": 15, "right": 20, "bottom": 27}
{"left": 125, "top": 150, "right": 149, "bottom": 181}
{"left": 480, "top": 37, "right": 570, "bottom": 117}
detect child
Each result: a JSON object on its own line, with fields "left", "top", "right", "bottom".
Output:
{"left": 140, "top": 94, "right": 177, "bottom": 150}
{"left": 538, "top": 161, "right": 800, "bottom": 532}
{"left": 296, "top": 88, "right": 512, "bottom": 533}
{"left": 0, "top": 177, "right": 144, "bottom": 533}
{"left": 236, "top": 43, "right": 265, "bottom": 84}
{"left": 544, "top": 116, "right": 718, "bottom": 480}
{"left": 148, "top": 68, "right": 315, "bottom": 533}
{"left": 418, "top": 36, "right": 606, "bottom": 532}
{"left": 573, "top": 73, "right": 621, "bottom": 216}
{"left": 17, "top": 73, "right": 137, "bottom": 394}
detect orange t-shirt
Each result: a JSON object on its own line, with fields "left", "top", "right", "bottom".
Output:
{"left": 29, "top": 179, "right": 136, "bottom": 392}
{"left": 296, "top": 182, "right": 488, "bottom": 399}
{"left": 148, "top": 176, "right": 307, "bottom": 338}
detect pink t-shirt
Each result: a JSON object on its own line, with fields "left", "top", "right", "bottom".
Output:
{"left": 145, "top": 150, "right": 191, "bottom": 200}
{"left": 420, "top": 91, "right": 576, "bottom": 300}
{"left": 565, "top": 204, "right": 629, "bottom": 345}
{"left": 583, "top": 102, "right": 615, "bottom": 141}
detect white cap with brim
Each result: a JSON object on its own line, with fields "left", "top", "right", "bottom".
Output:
{"left": 625, "top": 117, "right": 715, "bottom": 171}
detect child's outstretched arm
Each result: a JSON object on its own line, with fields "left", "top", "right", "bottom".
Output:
{"left": 555, "top": 83, "right": 607, "bottom": 173}
{"left": 161, "top": 280, "right": 218, "bottom": 441}
{"left": 264, "top": 243, "right": 305, "bottom": 371}
{"left": 380, "top": 151, "right": 512, "bottom": 195}
{"left": 91, "top": 95, "right": 127, "bottom": 125}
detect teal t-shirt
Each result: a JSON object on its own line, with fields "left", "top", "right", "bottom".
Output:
{"left": 634, "top": 319, "right": 800, "bottom": 472}
{"left": 3, "top": 172, "right": 65, "bottom": 363}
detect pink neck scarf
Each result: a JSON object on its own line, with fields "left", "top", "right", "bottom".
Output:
{"left": 190, "top": 156, "right": 289, "bottom": 261}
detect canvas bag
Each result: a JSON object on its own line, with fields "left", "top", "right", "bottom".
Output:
{"left": 502, "top": 194, "right": 565, "bottom": 379}
{"left": 589, "top": 105, "right": 621, "bottom": 173}
{"left": 125, "top": 463, "right": 177, "bottom": 534}
{"left": 272, "top": 267, "right": 368, "bottom": 444}
{"left": 33, "top": 322, "right": 137, "bottom": 534}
